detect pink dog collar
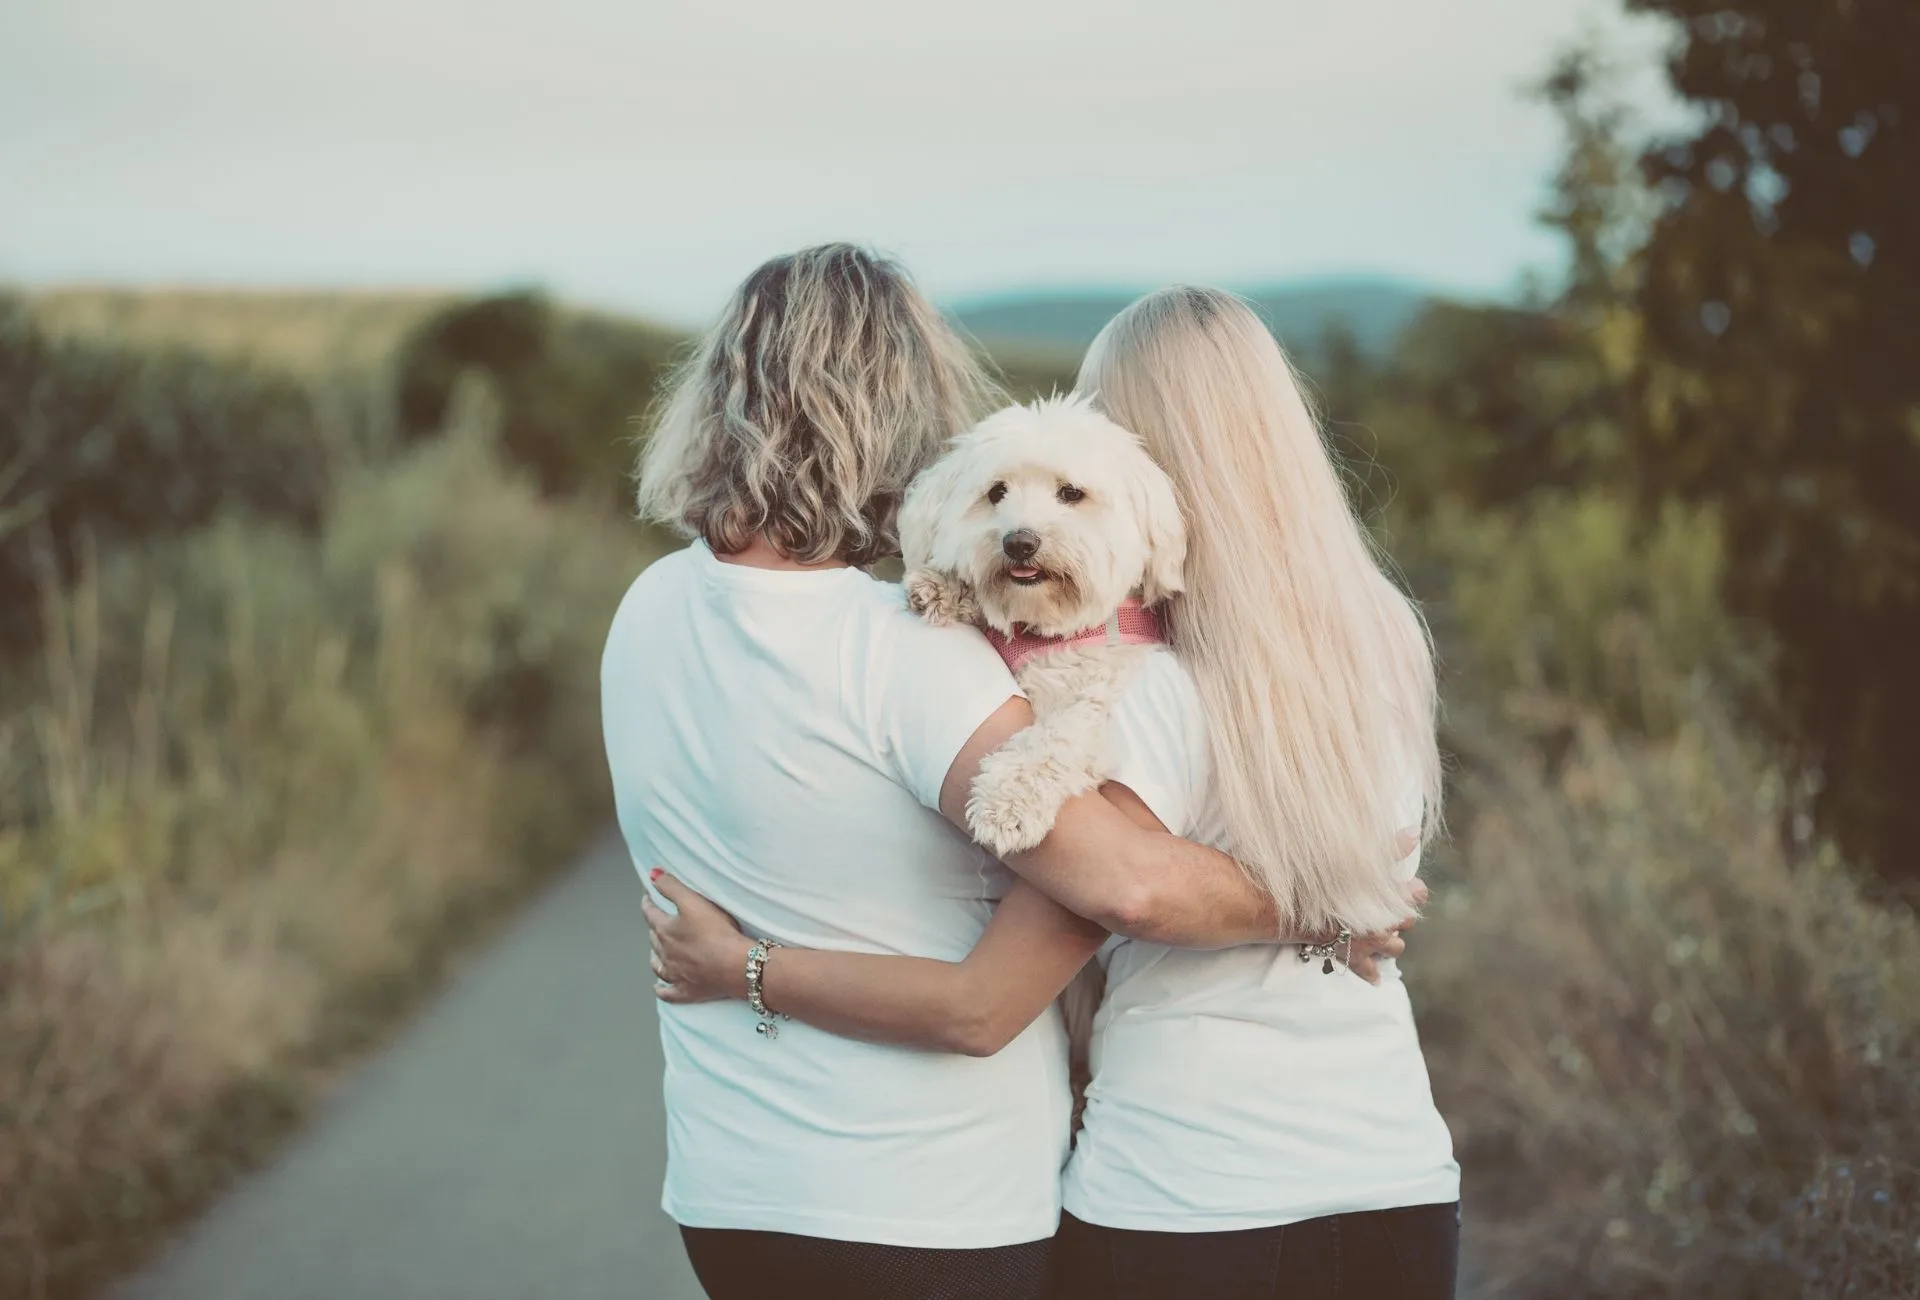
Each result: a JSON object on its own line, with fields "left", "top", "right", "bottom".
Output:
{"left": 982, "top": 597, "right": 1166, "bottom": 675}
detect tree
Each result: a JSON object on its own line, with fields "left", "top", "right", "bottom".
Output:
{"left": 1348, "top": 54, "right": 1647, "bottom": 525}
{"left": 1625, "top": 0, "right": 1920, "bottom": 883}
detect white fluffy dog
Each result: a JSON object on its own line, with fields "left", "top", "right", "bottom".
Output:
{"left": 899, "top": 395, "right": 1186, "bottom": 855}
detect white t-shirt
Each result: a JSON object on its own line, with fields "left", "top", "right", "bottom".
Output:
{"left": 601, "top": 542, "right": 1070, "bottom": 1248}
{"left": 1061, "top": 648, "right": 1460, "bottom": 1230}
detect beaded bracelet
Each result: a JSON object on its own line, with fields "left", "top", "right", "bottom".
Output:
{"left": 746, "top": 940, "right": 790, "bottom": 1039}
{"left": 1298, "top": 926, "right": 1354, "bottom": 975}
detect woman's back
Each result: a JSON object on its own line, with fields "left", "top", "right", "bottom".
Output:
{"left": 1060, "top": 648, "right": 1458, "bottom": 1231}
{"left": 601, "top": 542, "right": 1070, "bottom": 1247}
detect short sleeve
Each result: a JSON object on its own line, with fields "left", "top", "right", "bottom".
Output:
{"left": 1104, "top": 650, "right": 1210, "bottom": 839}
{"left": 868, "top": 602, "right": 1022, "bottom": 811}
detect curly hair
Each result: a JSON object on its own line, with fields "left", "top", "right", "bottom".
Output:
{"left": 637, "top": 245, "right": 1001, "bottom": 566}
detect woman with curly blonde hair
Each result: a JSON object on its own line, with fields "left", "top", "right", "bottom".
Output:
{"left": 605, "top": 248, "right": 1284, "bottom": 1300}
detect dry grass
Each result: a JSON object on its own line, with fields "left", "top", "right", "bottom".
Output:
{"left": 1397, "top": 487, "right": 1920, "bottom": 1297}
{"left": 0, "top": 414, "right": 653, "bottom": 1299}
{"left": 1419, "top": 688, "right": 1920, "bottom": 1299}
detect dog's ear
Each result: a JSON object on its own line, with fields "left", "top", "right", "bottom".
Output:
{"left": 898, "top": 448, "right": 966, "bottom": 571}
{"left": 1131, "top": 460, "right": 1188, "bottom": 605}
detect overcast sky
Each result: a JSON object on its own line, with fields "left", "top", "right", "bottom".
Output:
{"left": 1, "top": 0, "right": 1673, "bottom": 324}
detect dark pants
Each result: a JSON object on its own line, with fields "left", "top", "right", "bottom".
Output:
{"left": 1052, "top": 1202, "right": 1460, "bottom": 1300}
{"left": 680, "top": 1226, "right": 1054, "bottom": 1300}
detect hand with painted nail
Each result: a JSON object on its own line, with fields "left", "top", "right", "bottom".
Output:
{"left": 643, "top": 869, "right": 755, "bottom": 1005}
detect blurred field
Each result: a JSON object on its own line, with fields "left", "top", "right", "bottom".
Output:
{"left": 26, "top": 288, "right": 455, "bottom": 377}
{"left": 0, "top": 292, "right": 664, "bottom": 1299}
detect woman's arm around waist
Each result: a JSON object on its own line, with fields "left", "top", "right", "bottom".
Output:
{"left": 649, "top": 871, "right": 1103, "bottom": 1057}
{"left": 644, "top": 774, "right": 1416, "bottom": 1057}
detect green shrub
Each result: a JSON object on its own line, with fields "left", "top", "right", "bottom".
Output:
{"left": 393, "top": 292, "right": 684, "bottom": 505}
{"left": 0, "top": 299, "right": 355, "bottom": 651}
{"left": 0, "top": 412, "right": 652, "bottom": 1299}
{"left": 1399, "top": 491, "right": 1757, "bottom": 733}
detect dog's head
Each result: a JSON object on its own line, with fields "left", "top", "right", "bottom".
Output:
{"left": 900, "top": 395, "right": 1186, "bottom": 637}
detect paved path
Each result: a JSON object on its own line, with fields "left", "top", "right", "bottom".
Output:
{"left": 116, "top": 832, "right": 704, "bottom": 1300}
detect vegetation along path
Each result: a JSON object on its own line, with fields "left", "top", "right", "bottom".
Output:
{"left": 114, "top": 832, "right": 704, "bottom": 1300}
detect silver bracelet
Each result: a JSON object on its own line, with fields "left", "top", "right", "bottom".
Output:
{"left": 745, "top": 940, "right": 789, "bottom": 1039}
{"left": 1299, "top": 926, "right": 1353, "bottom": 975}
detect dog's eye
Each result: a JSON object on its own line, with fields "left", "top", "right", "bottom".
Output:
{"left": 986, "top": 482, "right": 1007, "bottom": 505}
{"left": 1057, "top": 484, "right": 1086, "bottom": 504}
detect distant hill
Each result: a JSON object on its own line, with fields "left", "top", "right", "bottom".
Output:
{"left": 951, "top": 276, "right": 1432, "bottom": 360}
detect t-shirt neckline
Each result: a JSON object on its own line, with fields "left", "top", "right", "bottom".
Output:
{"left": 691, "top": 539, "right": 871, "bottom": 590}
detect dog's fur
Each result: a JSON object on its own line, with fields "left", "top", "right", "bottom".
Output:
{"left": 899, "top": 395, "right": 1187, "bottom": 857}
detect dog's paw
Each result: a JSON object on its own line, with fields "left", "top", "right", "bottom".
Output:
{"left": 967, "top": 741, "right": 1090, "bottom": 856}
{"left": 905, "top": 568, "right": 977, "bottom": 627}
{"left": 967, "top": 784, "right": 1054, "bottom": 857}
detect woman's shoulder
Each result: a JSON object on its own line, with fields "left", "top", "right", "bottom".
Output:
{"left": 1103, "top": 647, "right": 1211, "bottom": 839}
{"left": 600, "top": 549, "right": 696, "bottom": 680}
{"left": 857, "top": 587, "right": 1019, "bottom": 708}
{"left": 1109, "top": 648, "right": 1209, "bottom": 767}
{"left": 855, "top": 579, "right": 995, "bottom": 652}
{"left": 1124, "top": 645, "right": 1203, "bottom": 712}
{"left": 606, "top": 545, "right": 696, "bottom": 622}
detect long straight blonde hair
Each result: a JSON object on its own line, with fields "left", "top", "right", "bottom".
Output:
{"left": 1080, "top": 287, "right": 1441, "bottom": 933}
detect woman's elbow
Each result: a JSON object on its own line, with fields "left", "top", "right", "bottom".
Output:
{"left": 1090, "top": 876, "right": 1175, "bottom": 944}
{"left": 936, "top": 1005, "right": 1026, "bottom": 1058}
{"left": 948, "top": 1029, "right": 1009, "bottom": 1058}
{"left": 949, "top": 1020, "right": 1018, "bottom": 1059}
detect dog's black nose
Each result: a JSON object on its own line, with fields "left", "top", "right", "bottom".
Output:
{"left": 1002, "top": 530, "right": 1041, "bottom": 562}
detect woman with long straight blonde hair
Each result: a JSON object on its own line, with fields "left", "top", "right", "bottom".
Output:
{"left": 1051, "top": 286, "right": 1457, "bottom": 1298}
{"left": 643, "top": 284, "right": 1456, "bottom": 1299}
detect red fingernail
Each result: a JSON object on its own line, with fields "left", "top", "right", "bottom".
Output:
{"left": 650, "top": 868, "right": 663, "bottom": 881}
